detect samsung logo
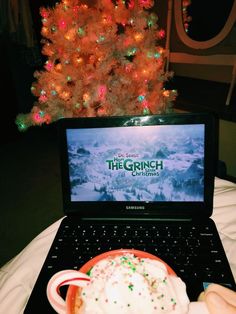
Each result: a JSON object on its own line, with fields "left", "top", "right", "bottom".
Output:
{"left": 126, "top": 206, "right": 145, "bottom": 210}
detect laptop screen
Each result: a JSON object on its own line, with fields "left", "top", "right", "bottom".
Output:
{"left": 59, "top": 113, "right": 217, "bottom": 218}
{"left": 66, "top": 124, "right": 204, "bottom": 203}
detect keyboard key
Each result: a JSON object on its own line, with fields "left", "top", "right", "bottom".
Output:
{"left": 45, "top": 220, "right": 232, "bottom": 290}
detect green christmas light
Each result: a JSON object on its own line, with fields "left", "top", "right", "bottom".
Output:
{"left": 39, "top": 111, "right": 45, "bottom": 118}
{"left": 147, "top": 13, "right": 158, "bottom": 28}
{"left": 127, "top": 47, "right": 137, "bottom": 56}
{"left": 147, "top": 19, "right": 154, "bottom": 28}
{"left": 18, "top": 122, "right": 27, "bottom": 132}
{"left": 154, "top": 52, "right": 161, "bottom": 58}
{"left": 96, "top": 35, "right": 105, "bottom": 43}
{"left": 15, "top": 115, "right": 28, "bottom": 132}
{"left": 138, "top": 95, "right": 145, "bottom": 102}
{"left": 143, "top": 107, "right": 150, "bottom": 115}
{"left": 78, "top": 27, "right": 85, "bottom": 36}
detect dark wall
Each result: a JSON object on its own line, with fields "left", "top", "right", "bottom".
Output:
{"left": 0, "top": 1, "right": 58, "bottom": 140}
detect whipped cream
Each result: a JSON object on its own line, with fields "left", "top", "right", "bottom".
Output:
{"left": 78, "top": 253, "right": 190, "bottom": 313}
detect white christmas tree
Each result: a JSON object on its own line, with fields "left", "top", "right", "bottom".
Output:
{"left": 16, "top": 0, "right": 177, "bottom": 131}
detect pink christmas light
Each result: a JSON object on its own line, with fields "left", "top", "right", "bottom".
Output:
{"left": 58, "top": 20, "right": 67, "bottom": 30}
{"left": 98, "top": 85, "right": 107, "bottom": 101}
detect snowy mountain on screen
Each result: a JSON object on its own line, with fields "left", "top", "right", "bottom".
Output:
{"left": 67, "top": 125, "right": 204, "bottom": 202}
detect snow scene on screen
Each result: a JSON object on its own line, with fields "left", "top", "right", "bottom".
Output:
{"left": 67, "top": 124, "right": 204, "bottom": 202}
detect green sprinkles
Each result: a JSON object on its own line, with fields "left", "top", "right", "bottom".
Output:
{"left": 128, "top": 284, "right": 134, "bottom": 291}
{"left": 120, "top": 256, "right": 136, "bottom": 272}
{"left": 171, "top": 298, "right": 177, "bottom": 305}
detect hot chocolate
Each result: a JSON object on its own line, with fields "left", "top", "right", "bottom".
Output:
{"left": 74, "top": 253, "right": 189, "bottom": 313}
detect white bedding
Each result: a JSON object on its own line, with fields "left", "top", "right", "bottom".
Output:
{"left": 212, "top": 178, "right": 236, "bottom": 279}
{"left": 0, "top": 177, "right": 235, "bottom": 314}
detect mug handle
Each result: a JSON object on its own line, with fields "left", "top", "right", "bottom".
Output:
{"left": 46, "top": 270, "right": 90, "bottom": 314}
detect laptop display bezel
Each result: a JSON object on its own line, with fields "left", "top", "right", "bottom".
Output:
{"left": 58, "top": 112, "right": 218, "bottom": 219}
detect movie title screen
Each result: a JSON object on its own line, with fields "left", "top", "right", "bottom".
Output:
{"left": 66, "top": 124, "right": 204, "bottom": 202}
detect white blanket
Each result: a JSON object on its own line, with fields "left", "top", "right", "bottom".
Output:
{"left": 0, "top": 177, "right": 235, "bottom": 314}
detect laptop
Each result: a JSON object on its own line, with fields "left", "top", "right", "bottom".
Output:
{"left": 24, "top": 112, "right": 235, "bottom": 313}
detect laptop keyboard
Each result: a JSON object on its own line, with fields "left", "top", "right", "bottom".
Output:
{"left": 44, "top": 219, "right": 233, "bottom": 300}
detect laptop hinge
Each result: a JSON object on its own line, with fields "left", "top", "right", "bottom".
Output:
{"left": 80, "top": 217, "right": 192, "bottom": 222}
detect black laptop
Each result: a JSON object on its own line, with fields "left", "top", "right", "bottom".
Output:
{"left": 24, "top": 112, "right": 235, "bottom": 313}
